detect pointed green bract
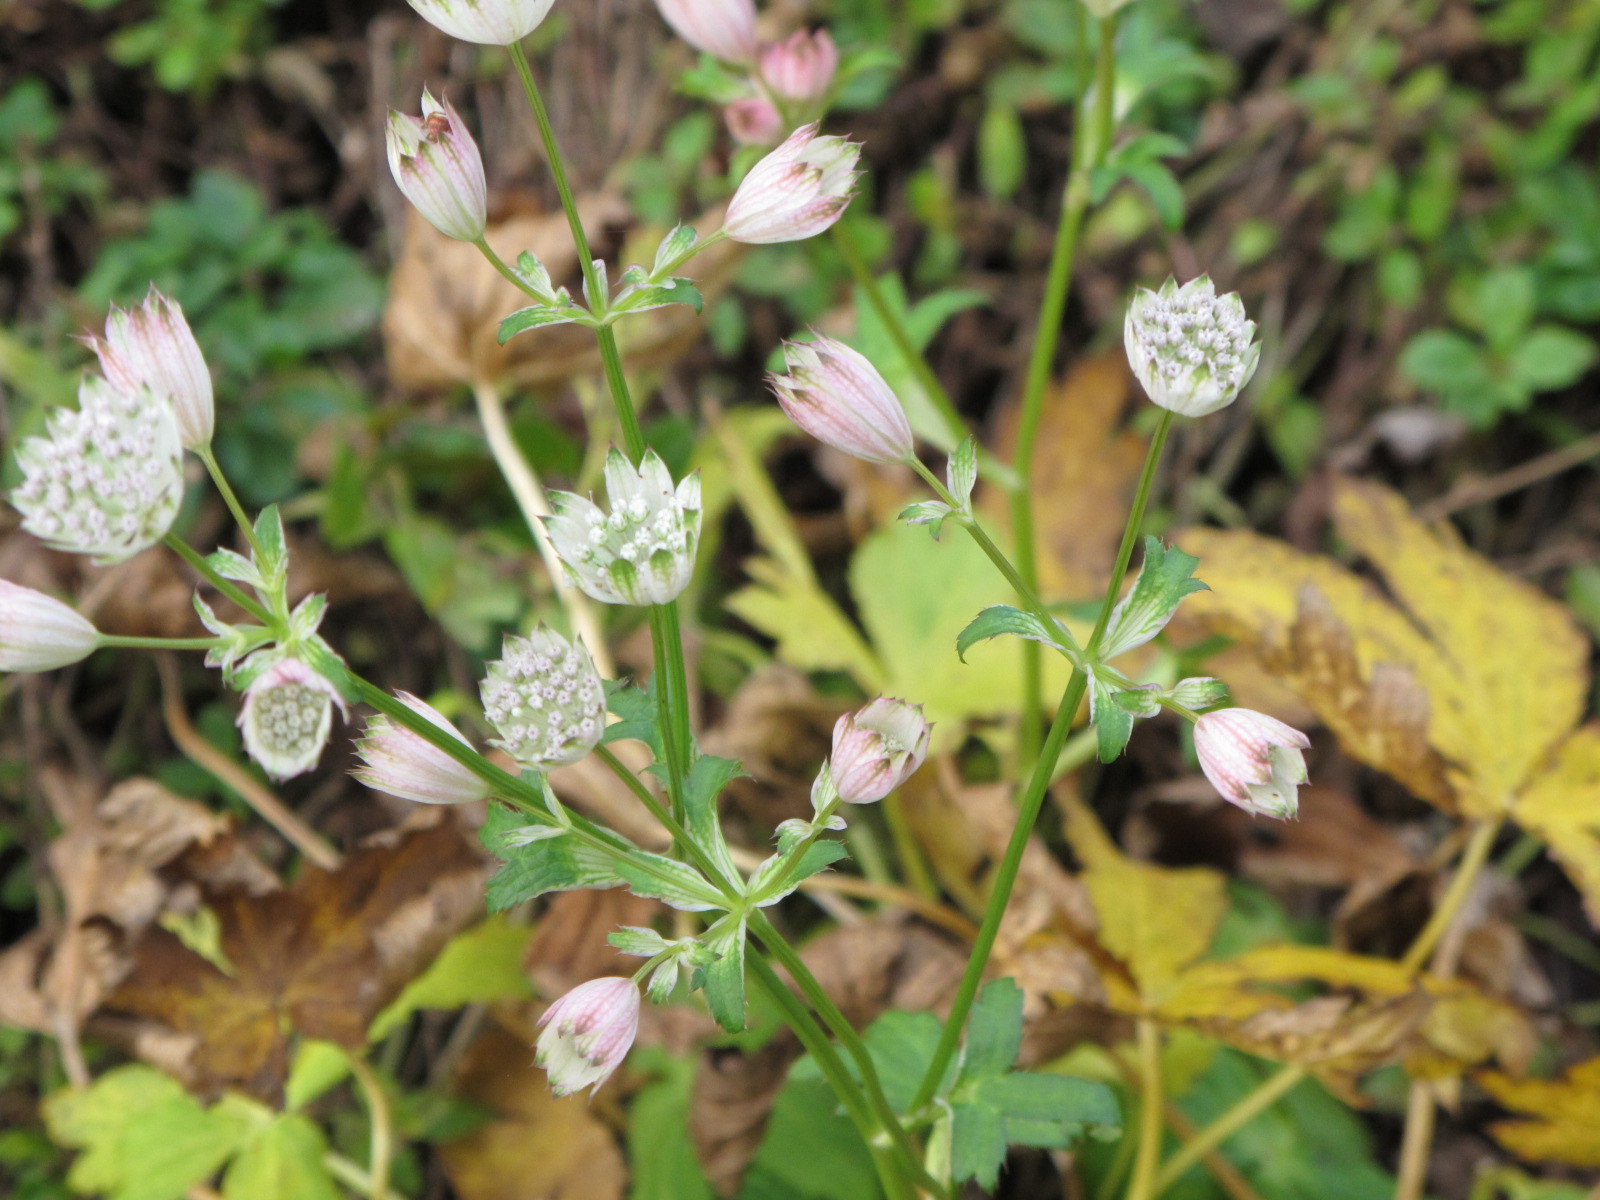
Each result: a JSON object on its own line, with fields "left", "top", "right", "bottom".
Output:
{"left": 1098, "top": 536, "right": 1208, "bottom": 660}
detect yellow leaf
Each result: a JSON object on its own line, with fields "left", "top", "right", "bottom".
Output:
{"left": 1480, "top": 1056, "right": 1600, "bottom": 1168}
{"left": 1062, "top": 800, "right": 1228, "bottom": 1006}
{"left": 1511, "top": 725, "right": 1600, "bottom": 925}
{"left": 1331, "top": 480, "right": 1588, "bottom": 816}
{"left": 1182, "top": 478, "right": 1590, "bottom": 818}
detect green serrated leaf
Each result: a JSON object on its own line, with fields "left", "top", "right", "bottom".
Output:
{"left": 974, "top": 1072, "right": 1120, "bottom": 1135}
{"left": 955, "top": 604, "right": 1073, "bottom": 663}
{"left": 702, "top": 917, "right": 748, "bottom": 1033}
{"left": 1091, "top": 677, "right": 1135, "bottom": 763}
{"left": 618, "top": 278, "right": 703, "bottom": 316}
{"left": 480, "top": 804, "right": 624, "bottom": 911}
{"left": 863, "top": 1010, "right": 944, "bottom": 1113}
{"left": 684, "top": 753, "right": 744, "bottom": 879}
{"left": 221, "top": 1113, "right": 339, "bottom": 1200}
{"left": 1098, "top": 537, "right": 1207, "bottom": 659}
{"left": 653, "top": 224, "right": 699, "bottom": 274}
{"left": 498, "top": 303, "right": 586, "bottom": 342}
{"left": 947, "top": 437, "right": 978, "bottom": 508}
{"left": 205, "top": 548, "right": 261, "bottom": 586}
{"left": 960, "top": 977, "right": 1022, "bottom": 1081}
{"left": 614, "top": 851, "right": 725, "bottom": 911}
{"left": 750, "top": 840, "right": 849, "bottom": 907}
{"left": 602, "top": 678, "right": 665, "bottom": 760}
{"left": 43, "top": 1065, "right": 251, "bottom": 1200}
{"left": 252, "top": 506, "right": 286, "bottom": 575}
{"left": 950, "top": 1100, "right": 1007, "bottom": 1190}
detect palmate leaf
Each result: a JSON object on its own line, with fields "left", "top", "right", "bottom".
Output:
{"left": 1098, "top": 536, "right": 1207, "bottom": 659}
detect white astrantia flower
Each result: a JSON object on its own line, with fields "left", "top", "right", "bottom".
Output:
{"left": 0, "top": 580, "right": 100, "bottom": 673}
{"left": 480, "top": 625, "right": 605, "bottom": 768}
{"left": 11, "top": 376, "right": 184, "bottom": 565}
{"left": 723, "top": 123, "right": 862, "bottom": 245}
{"left": 238, "top": 659, "right": 346, "bottom": 781}
{"left": 90, "top": 287, "right": 214, "bottom": 449}
{"left": 545, "top": 448, "right": 702, "bottom": 607}
{"left": 354, "top": 691, "right": 492, "bottom": 806}
{"left": 386, "top": 90, "right": 487, "bottom": 243}
{"left": 1123, "top": 275, "right": 1261, "bottom": 417}
{"left": 536, "top": 976, "right": 640, "bottom": 1097}
{"left": 404, "top": 0, "right": 554, "bottom": 45}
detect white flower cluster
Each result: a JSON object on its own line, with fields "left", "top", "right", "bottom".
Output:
{"left": 546, "top": 449, "right": 701, "bottom": 607}
{"left": 238, "top": 659, "right": 342, "bottom": 781}
{"left": 12, "top": 378, "right": 183, "bottom": 564}
{"left": 1124, "top": 276, "right": 1261, "bottom": 418}
{"left": 481, "top": 626, "right": 605, "bottom": 768}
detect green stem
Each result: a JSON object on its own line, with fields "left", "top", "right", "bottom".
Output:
{"left": 747, "top": 914, "right": 947, "bottom": 1200}
{"left": 347, "top": 1056, "right": 393, "bottom": 1200}
{"left": 906, "top": 407, "right": 1174, "bottom": 1118}
{"left": 197, "top": 446, "right": 264, "bottom": 560}
{"left": 1008, "top": 12, "right": 1120, "bottom": 761}
{"left": 98, "top": 635, "right": 222, "bottom": 652}
{"left": 907, "top": 666, "right": 1085, "bottom": 1116}
{"left": 1125, "top": 1019, "right": 1164, "bottom": 1200}
{"left": 648, "top": 603, "right": 695, "bottom": 830}
{"left": 163, "top": 534, "right": 274, "bottom": 626}
{"left": 745, "top": 955, "right": 918, "bottom": 1200}
{"left": 1086, "top": 411, "right": 1173, "bottom": 655}
{"left": 1400, "top": 817, "right": 1503, "bottom": 975}
{"left": 507, "top": 43, "right": 646, "bottom": 459}
{"left": 1151, "top": 1064, "right": 1305, "bottom": 1193}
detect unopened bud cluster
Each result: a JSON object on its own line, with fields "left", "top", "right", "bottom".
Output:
{"left": 239, "top": 659, "right": 343, "bottom": 781}
{"left": 1124, "top": 276, "right": 1261, "bottom": 418}
{"left": 481, "top": 626, "right": 605, "bottom": 767}
{"left": 92, "top": 287, "right": 214, "bottom": 449}
{"left": 724, "top": 124, "right": 861, "bottom": 244}
{"left": 546, "top": 449, "right": 702, "bottom": 607}
{"left": 769, "top": 335, "right": 913, "bottom": 464}
{"left": 831, "top": 697, "right": 931, "bottom": 804}
{"left": 12, "top": 378, "right": 183, "bottom": 565}
{"left": 386, "top": 90, "right": 486, "bottom": 243}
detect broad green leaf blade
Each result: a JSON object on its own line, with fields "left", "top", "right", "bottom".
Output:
{"left": 43, "top": 1065, "right": 251, "bottom": 1200}
{"left": 222, "top": 1113, "right": 339, "bottom": 1200}
{"left": 480, "top": 804, "right": 625, "bottom": 911}
{"left": 368, "top": 915, "right": 533, "bottom": 1040}
{"left": 702, "top": 916, "right": 748, "bottom": 1033}
{"left": 950, "top": 1100, "right": 1007, "bottom": 1191}
{"left": 628, "top": 1051, "right": 715, "bottom": 1200}
{"left": 498, "top": 303, "right": 585, "bottom": 342}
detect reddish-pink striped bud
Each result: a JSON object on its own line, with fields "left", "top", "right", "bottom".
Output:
{"left": 759, "top": 29, "right": 838, "bottom": 105}
{"left": 535, "top": 976, "right": 641, "bottom": 1097}
{"left": 654, "top": 0, "right": 758, "bottom": 64}
{"left": 354, "top": 692, "right": 491, "bottom": 806}
{"left": 726, "top": 96, "right": 783, "bottom": 145}
{"left": 0, "top": 580, "right": 99, "bottom": 673}
{"left": 830, "top": 698, "right": 931, "bottom": 804}
{"left": 769, "top": 335, "right": 914, "bottom": 464}
{"left": 1194, "top": 708, "right": 1310, "bottom": 819}
{"left": 91, "top": 287, "right": 214, "bottom": 450}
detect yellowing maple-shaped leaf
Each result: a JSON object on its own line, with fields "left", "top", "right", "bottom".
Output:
{"left": 1062, "top": 799, "right": 1228, "bottom": 1008}
{"left": 1479, "top": 1055, "right": 1600, "bottom": 1168}
{"left": 1511, "top": 726, "right": 1600, "bottom": 924}
{"left": 1182, "top": 478, "right": 1589, "bottom": 818}
{"left": 1057, "top": 806, "right": 1531, "bottom": 1092}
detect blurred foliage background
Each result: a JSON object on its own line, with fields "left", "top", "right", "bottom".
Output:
{"left": 3, "top": 0, "right": 1600, "bottom": 1197}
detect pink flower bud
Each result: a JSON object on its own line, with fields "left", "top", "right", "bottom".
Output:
{"left": 769, "top": 335, "right": 914, "bottom": 464}
{"left": 724, "top": 122, "right": 861, "bottom": 244}
{"left": 238, "top": 659, "right": 346, "bottom": 781}
{"left": 725, "top": 96, "right": 783, "bottom": 145}
{"left": 535, "top": 976, "right": 641, "bottom": 1097}
{"left": 89, "top": 287, "right": 214, "bottom": 450}
{"left": 654, "top": 0, "right": 758, "bottom": 64}
{"left": 405, "top": 0, "right": 554, "bottom": 44}
{"left": 830, "top": 698, "right": 931, "bottom": 804}
{"left": 0, "top": 580, "right": 99, "bottom": 673}
{"left": 386, "top": 90, "right": 487, "bottom": 243}
{"left": 758, "top": 29, "right": 838, "bottom": 105}
{"left": 354, "top": 691, "right": 491, "bottom": 806}
{"left": 1193, "top": 708, "right": 1310, "bottom": 820}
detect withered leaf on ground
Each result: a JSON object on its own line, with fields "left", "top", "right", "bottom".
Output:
{"left": 104, "top": 823, "right": 484, "bottom": 1099}
{"left": 439, "top": 1025, "right": 627, "bottom": 1200}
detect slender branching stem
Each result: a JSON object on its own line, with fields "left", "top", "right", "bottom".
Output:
{"left": 163, "top": 534, "right": 273, "bottom": 625}
{"left": 1152, "top": 1064, "right": 1306, "bottom": 1193}
{"left": 347, "top": 1056, "right": 393, "bottom": 1200}
{"left": 1125, "top": 1019, "right": 1165, "bottom": 1200}
{"left": 196, "top": 446, "right": 264, "bottom": 559}
{"left": 1009, "top": 12, "right": 1121, "bottom": 760}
